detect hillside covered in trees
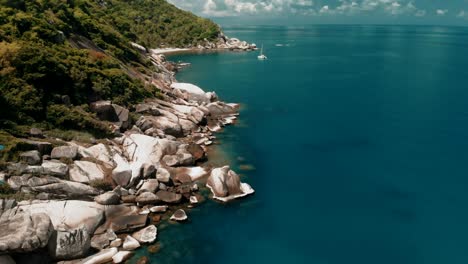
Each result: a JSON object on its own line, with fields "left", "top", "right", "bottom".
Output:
{"left": 0, "top": 0, "right": 221, "bottom": 142}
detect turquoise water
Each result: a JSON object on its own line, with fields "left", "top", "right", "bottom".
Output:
{"left": 137, "top": 25, "right": 468, "bottom": 263}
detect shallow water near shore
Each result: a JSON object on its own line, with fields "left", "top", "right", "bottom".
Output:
{"left": 131, "top": 25, "right": 468, "bottom": 264}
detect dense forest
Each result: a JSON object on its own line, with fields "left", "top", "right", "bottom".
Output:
{"left": 0, "top": 0, "right": 220, "bottom": 139}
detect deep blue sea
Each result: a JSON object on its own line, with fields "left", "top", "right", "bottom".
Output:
{"left": 133, "top": 25, "right": 468, "bottom": 264}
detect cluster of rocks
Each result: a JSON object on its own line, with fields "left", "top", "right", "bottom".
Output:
{"left": 0, "top": 43, "right": 255, "bottom": 263}
{"left": 197, "top": 33, "right": 257, "bottom": 51}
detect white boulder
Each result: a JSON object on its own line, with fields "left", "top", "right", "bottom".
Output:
{"left": 132, "top": 225, "right": 157, "bottom": 243}
{"left": 122, "top": 235, "right": 140, "bottom": 250}
{"left": 69, "top": 161, "right": 105, "bottom": 183}
{"left": 82, "top": 247, "right": 118, "bottom": 264}
{"left": 206, "top": 166, "right": 255, "bottom": 202}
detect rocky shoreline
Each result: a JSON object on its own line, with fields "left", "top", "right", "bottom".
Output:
{"left": 0, "top": 37, "right": 256, "bottom": 263}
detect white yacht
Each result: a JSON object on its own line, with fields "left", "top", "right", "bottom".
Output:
{"left": 257, "top": 44, "right": 267, "bottom": 60}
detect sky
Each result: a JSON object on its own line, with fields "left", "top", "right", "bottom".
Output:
{"left": 168, "top": 0, "right": 468, "bottom": 25}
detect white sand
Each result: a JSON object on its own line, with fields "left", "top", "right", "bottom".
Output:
{"left": 150, "top": 48, "right": 190, "bottom": 54}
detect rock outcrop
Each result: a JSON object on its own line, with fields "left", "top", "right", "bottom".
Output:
{"left": 0, "top": 37, "right": 256, "bottom": 262}
{"left": 132, "top": 225, "right": 157, "bottom": 243}
{"left": 20, "top": 150, "right": 42, "bottom": 165}
{"left": 17, "top": 200, "right": 105, "bottom": 234}
{"left": 8, "top": 175, "right": 99, "bottom": 198}
{"left": 51, "top": 146, "right": 79, "bottom": 160}
{"left": 122, "top": 235, "right": 140, "bottom": 250}
{"left": 69, "top": 161, "right": 105, "bottom": 183}
{"left": 0, "top": 209, "right": 53, "bottom": 253}
{"left": 95, "top": 191, "right": 120, "bottom": 205}
{"left": 81, "top": 247, "right": 118, "bottom": 264}
{"left": 206, "top": 166, "right": 255, "bottom": 202}
{"left": 48, "top": 226, "right": 91, "bottom": 260}
{"left": 170, "top": 209, "right": 188, "bottom": 221}
{"left": 90, "top": 101, "right": 130, "bottom": 130}
{"left": 156, "top": 190, "right": 182, "bottom": 204}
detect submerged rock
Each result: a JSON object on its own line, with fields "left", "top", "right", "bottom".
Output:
{"left": 170, "top": 209, "right": 187, "bottom": 221}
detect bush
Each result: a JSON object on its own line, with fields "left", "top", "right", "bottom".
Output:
{"left": 89, "top": 179, "right": 113, "bottom": 191}
{"left": 0, "top": 182, "right": 14, "bottom": 195}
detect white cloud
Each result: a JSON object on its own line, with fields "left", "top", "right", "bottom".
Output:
{"left": 436, "top": 9, "right": 448, "bottom": 16}
{"left": 168, "top": 0, "right": 456, "bottom": 19}
{"left": 319, "top": 5, "right": 331, "bottom": 14}
{"left": 457, "top": 10, "right": 466, "bottom": 18}
{"left": 320, "top": 0, "right": 422, "bottom": 16}
{"left": 202, "top": 0, "right": 234, "bottom": 16}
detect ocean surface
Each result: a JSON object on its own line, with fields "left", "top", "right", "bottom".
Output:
{"left": 132, "top": 25, "right": 468, "bottom": 264}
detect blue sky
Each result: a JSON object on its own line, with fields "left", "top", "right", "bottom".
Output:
{"left": 168, "top": 0, "right": 468, "bottom": 25}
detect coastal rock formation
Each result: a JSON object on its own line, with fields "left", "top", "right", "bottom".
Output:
{"left": 112, "top": 167, "right": 132, "bottom": 187}
{"left": 51, "top": 146, "right": 79, "bottom": 160}
{"left": 206, "top": 166, "right": 255, "bottom": 202}
{"left": 69, "top": 161, "right": 105, "bottom": 183}
{"left": 94, "top": 204, "right": 146, "bottom": 234}
{"left": 90, "top": 229, "right": 117, "bottom": 250}
{"left": 136, "top": 192, "right": 160, "bottom": 205}
{"left": 123, "top": 235, "right": 140, "bottom": 250}
{"left": 95, "top": 191, "right": 120, "bottom": 205}
{"left": 81, "top": 247, "right": 118, "bottom": 264}
{"left": 171, "top": 166, "right": 207, "bottom": 182}
{"left": 156, "top": 167, "right": 171, "bottom": 183}
{"left": 20, "top": 150, "right": 42, "bottom": 165}
{"left": 149, "top": 205, "right": 167, "bottom": 213}
{"left": 17, "top": 200, "right": 105, "bottom": 234}
{"left": 170, "top": 83, "right": 214, "bottom": 103}
{"left": 112, "top": 251, "right": 133, "bottom": 263}
{"left": 90, "top": 101, "right": 130, "bottom": 130}
{"left": 0, "top": 209, "right": 53, "bottom": 253}
{"left": 8, "top": 175, "right": 99, "bottom": 198}
{"left": 132, "top": 225, "right": 157, "bottom": 243}
{"left": 170, "top": 209, "right": 188, "bottom": 221}
{"left": 22, "top": 140, "right": 52, "bottom": 155}
{"left": 137, "top": 179, "right": 159, "bottom": 194}
{"left": 0, "top": 34, "right": 255, "bottom": 262}
{"left": 48, "top": 226, "right": 91, "bottom": 260}
{"left": 156, "top": 190, "right": 182, "bottom": 204}
{"left": 78, "top": 143, "right": 116, "bottom": 168}
{"left": 42, "top": 160, "right": 69, "bottom": 178}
